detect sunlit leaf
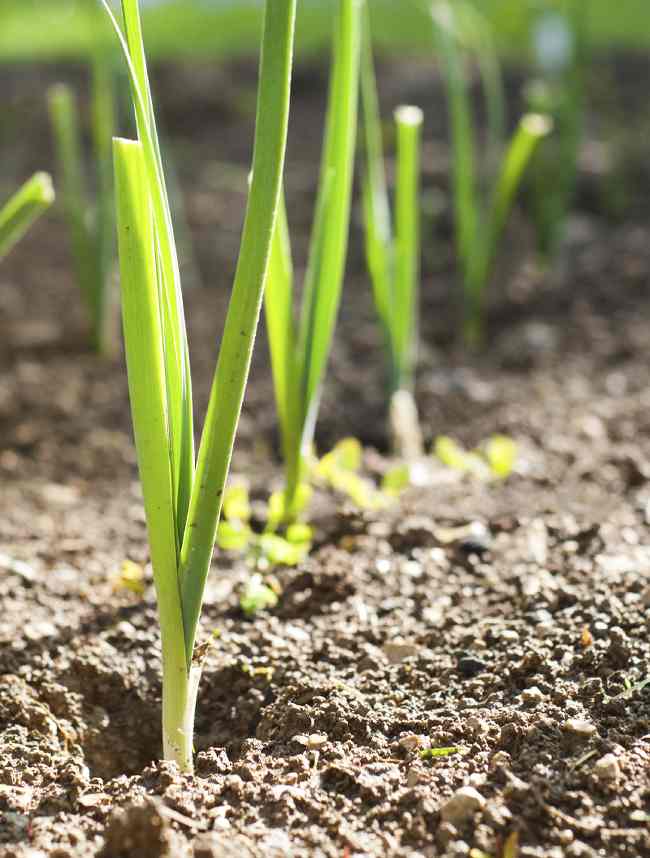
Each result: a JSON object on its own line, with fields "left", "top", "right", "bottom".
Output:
{"left": 259, "top": 533, "right": 309, "bottom": 566}
{"left": 484, "top": 434, "right": 517, "bottom": 478}
{"left": 217, "top": 520, "right": 253, "bottom": 552}
{"left": 286, "top": 523, "right": 313, "bottom": 545}
{"left": 240, "top": 574, "right": 279, "bottom": 617}
{"left": 316, "top": 436, "right": 363, "bottom": 479}
{"left": 113, "top": 559, "right": 146, "bottom": 596}
{"left": 434, "top": 435, "right": 486, "bottom": 475}
{"left": 381, "top": 464, "right": 410, "bottom": 496}
{"left": 267, "top": 483, "right": 312, "bottom": 531}
{"left": 222, "top": 484, "right": 252, "bottom": 522}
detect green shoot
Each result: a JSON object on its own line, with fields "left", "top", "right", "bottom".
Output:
{"left": 434, "top": 434, "right": 517, "bottom": 480}
{"left": 264, "top": 0, "right": 363, "bottom": 522}
{"left": 429, "top": 0, "right": 551, "bottom": 346}
{"left": 240, "top": 574, "right": 279, "bottom": 617}
{"left": 107, "top": 0, "right": 296, "bottom": 772}
{"left": 314, "top": 437, "right": 387, "bottom": 510}
{"left": 420, "top": 746, "right": 462, "bottom": 760}
{"left": 48, "top": 53, "right": 116, "bottom": 354}
{"left": 381, "top": 463, "right": 411, "bottom": 497}
{"left": 216, "top": 484, "right": 313, "bottom": 568}
{"left": 463, "top": 113, "right": 553, "bottom": 342}
{"left": 0, "top": 173, "right": 54, "bottom": 260}
{"left": 484, "top": 434, "right": 517, "bottom": 479}
{"left": 361, "top": 6, "right": 424, "bottom": 459}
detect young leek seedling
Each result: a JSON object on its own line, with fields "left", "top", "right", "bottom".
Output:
{"left": 105, "top": 0, "right": 296, "bottom": 772}
{"left": 265, "top": 0, "right": 363, "bottom": 521}
{"left": 430, "top": 0, "right": 551, "bottom": 346}
{"left": 0, "top": 173, "right": 54, "bottom": 260}
{"left": 48, "top": 52, "right": 116, "bottom": 354}
{"left": 361, "top": 8, "right": 423, "bottom": 459}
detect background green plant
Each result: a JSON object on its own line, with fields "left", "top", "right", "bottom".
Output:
{"left": 429, "top": 0, "right": 551, "bottom": 345}
{"left": 264, "top": 0, "right": 363, "bottom": 521}
{"left": 525, "top": 0, "right": 587, "bottom": 260}
{"left": 48, "top": 52, "right": 116, "bottom": 354}
{"left": 0, "top": 0, "right": 646, "bottom": 62}
{"left": 361, "top": 6, "right": 423, "bottom": 457}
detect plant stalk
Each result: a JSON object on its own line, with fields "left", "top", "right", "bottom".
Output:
{"left": 179, "top": 0, "right": 297, "bottom": 663}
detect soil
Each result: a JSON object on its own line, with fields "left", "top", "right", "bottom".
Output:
{"left": 1, "top": 53, "right": 650, "bottom": 858}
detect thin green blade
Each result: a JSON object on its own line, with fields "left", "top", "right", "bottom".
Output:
{"left": 463, "top": 112, "right": 551, "bottom": 344}
{"left": 455, "top": 0, "right": 505, "bottom": 175}
{"left": 119, "top": 0, "right": 194, "bottom": 547}
{"left": 0, "top": 172, "right": 54, "bottom": 261}
{"left": 297, "top": 0, "right": 363, "bottom": 432}
{"left": 393, "top": 104, "right": 423, "bottom": 392}
{"left": 360, "top": 3, "right": 393, "bottom": 347}
{"left": 90, "top": 52, "right": 117, "bottom": 351}
{"left": 180, "top": 0, "right": 297, "bottom": 664}
{"left": 264, "top": 188, "right": 300, "bottom": 474}
{"left": 47, "top": 83, "right": 98, "bottom": 315}
{"left": 431, "top": 0, "right": 477, "bottom": 274}
{"left": 113, "top": 137, "right": 190, "bottom": 764}
{"left": 473, "top": 112, "right": 552, "bottom": 295}
{"left": 101, "top": 0, "right": 194, "bottom": 545}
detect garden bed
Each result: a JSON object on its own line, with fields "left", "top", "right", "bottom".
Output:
{"left": 1, "top": 57, "right": 649, "bottom": 858}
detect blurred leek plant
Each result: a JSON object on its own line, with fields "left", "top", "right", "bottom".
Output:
{"left": 525, "top": 0, "right": 587, "bottom": 260}
{"left": 427, "top": 0, "right": 551, "bottom": 346}
{"left": 264, "top": 0, "right": 363, "bottom": 521}
{"left": 48, "top": 51, "right": 116, "bottom": 354}
{"left": 0, "top": 173, "right": 54, "bottom": 260}
{"left": 361, "top": 6, "right": 424, "bottom": 459}
{"left": 103, "top": 0, "right": 296, "bottom": 772}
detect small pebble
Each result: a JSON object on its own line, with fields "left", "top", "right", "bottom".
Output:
{"left": 466, "top": 716, "right": 487, "bottom": 736}
{"left": 563, "top": 719, "right": 597, "bottom": 739}
{"left": 436, "top": 822, "right": 458, "bottom": 848}
{"left": 407, "top": 768, "right": 422, "bottom": 788}
{"left": 489, "top": 751, "right": 512, "bottom": 771}
{"left": 537, "top": 621, "right": 556, "bottom": 638}
{"left": 499, "top": 629, "right": 520, "bottom": 643}
{"left": 522, "top": 686, "right": 544, "bottom": 705}
{"left": 399, "top": 734, "right": 423, "bottom": 752}
{"left": 504, "top": 773, "right": 530, "bottom": 799}
{"left": 382, "top": 641, "right": 419, "bottom": 663}
{"left": 458, "top": 656, "right": 487, "bottom": 677}
{"left": 293, "top": 733, "right": 328, "bottom": 749}
{"left": 593, "top": 753, "right": 620, "bottom": 782}
{"left": 483, "top": 803, "right": 511, "bottom": 828}
{"left": 439, "top": 786, "right": 486, "bottom": 825}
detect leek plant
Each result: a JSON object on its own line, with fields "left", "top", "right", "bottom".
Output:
{"left": 0, "top": 173, "right": 54, "bottom": 260}
{"left": 526, "top": 0, "right": 586, "bottom": 260}
{"left": 429, "top": 0, "right": 551, "bottom": 346}
{"left": 360, "top": 7, "right": 424, "bottom": 459}
{"left": 104, "top": 0, "right": 296, "bottom": 772}
{"left": 48, "top": 52, "right": 116, "bottom": 354}
{"left": 264, "top": 0, "right": 363, "bottom": 520}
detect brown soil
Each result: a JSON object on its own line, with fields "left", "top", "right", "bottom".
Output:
{"left": 1, "top": 55, "right": 650, "bottom": 858}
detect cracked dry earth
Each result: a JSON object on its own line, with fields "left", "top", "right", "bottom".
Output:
{"left": 2, "top": 58, "right": 650, "bottom": 858}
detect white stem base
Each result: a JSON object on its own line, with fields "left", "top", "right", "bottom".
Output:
{"left": 162, "top": 664, "right": 202, "bottom": 774}
{"left": 389, "top": 389, "right": 424, "bottom": 462}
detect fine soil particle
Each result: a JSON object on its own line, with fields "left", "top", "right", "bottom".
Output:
{"left": 1, "top": 57, "right": 650, "bottom": 857}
